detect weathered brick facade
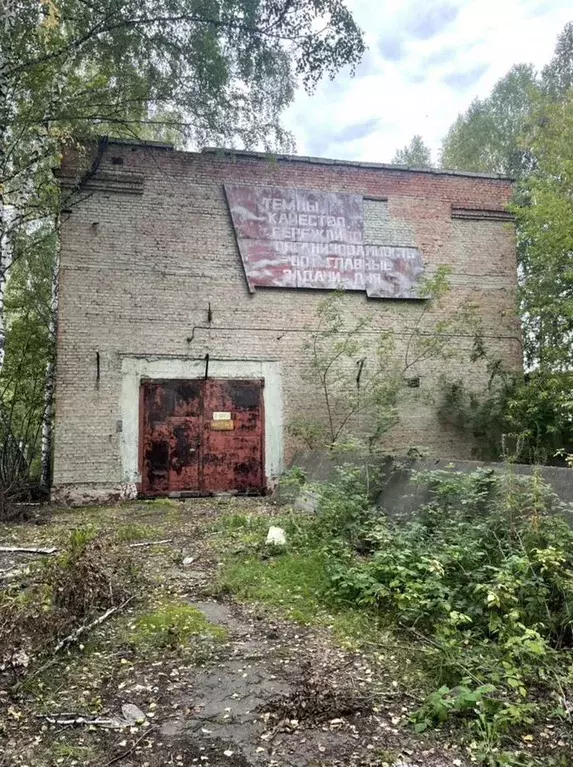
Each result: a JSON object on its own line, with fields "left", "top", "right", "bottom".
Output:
{"left": 54, "top": 141, "right": 521, "bottom": 504}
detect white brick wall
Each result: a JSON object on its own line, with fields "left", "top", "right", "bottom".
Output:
{"left": 53, "top": 143, "right": 522, "bottom": 504}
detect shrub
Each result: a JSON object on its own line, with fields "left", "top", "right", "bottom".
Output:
{"left": 45, "top": 527, "right": 136, "bottom": 620}
{"left": 312, "top": 464, "right": 383, "bottom": 550}
{"left": 314, "top": 467, "right": 573, "bottom": 762}
{"left": 0, "top": 529, "right": 138, "bottom": 678}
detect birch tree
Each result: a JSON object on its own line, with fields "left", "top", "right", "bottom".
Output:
{"left": 0, "top": 0, "right": 364, "bottom": 498}
{"left": 392, "top": 135, "right": 433, "bottom": 169}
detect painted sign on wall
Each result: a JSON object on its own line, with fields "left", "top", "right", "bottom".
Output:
{"left": 224, "top": 184, "right": 424, "bottom": 299}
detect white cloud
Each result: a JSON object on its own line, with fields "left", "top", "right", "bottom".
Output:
{"left": 282, "top": 0, "right": 573, "bottom": 163}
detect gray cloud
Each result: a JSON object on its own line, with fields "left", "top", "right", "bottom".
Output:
{"left": 406, "top": 4, "right": 459, "bottom": 40}
{"left": 354, "top": 51, "right": 379, "bottom": 78}
{"left": 378, "top": 35, "right": 404, "bottom": 62}
{"left": 422, "top": 46, "right": 460, "bottom": 69}
{"left": 333, "top": 118, "right": 381, "bottom": 144}
{"left": 407, "top": 73, "right": 426, "bottom": 84}
{"left": 442, "top": 63, "right": 489, "bottom": 89}
{"left": 303, "top": 117, "right": 381, "bottom": 157}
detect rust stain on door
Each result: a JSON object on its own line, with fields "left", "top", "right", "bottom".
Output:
{"left": 140, "top": 379, "right": 264, "bottom": 496}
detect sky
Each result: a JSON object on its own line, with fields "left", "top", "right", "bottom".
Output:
{"left": 282, "top": 0, "right": 573, "bottom": 164}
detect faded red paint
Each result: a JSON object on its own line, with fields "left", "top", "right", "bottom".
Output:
{"left": 140, "top": 379, "right": 264, "bottom": 496}
{"left": 224, "top": 183, "right": 424, "bottom": 298}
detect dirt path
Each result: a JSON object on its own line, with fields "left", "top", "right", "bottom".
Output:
{"left": 0, "top": 499, "right": 468, "bottom": 766}
{"left": 155, "top": 596, "right": 464, "bottom": 767}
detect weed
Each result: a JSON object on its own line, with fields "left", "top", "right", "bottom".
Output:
{"left": 114, "top": 522, "right": 156, "bottom": 542}
{"left": 318, "top": 467, "right": 573, "bottom": 762}
{"left": 142, "top": 498, "right": 180, "bottom": 509}
{"left": 0, "top": 529, "right": 138, "bottom": 679}
{"left": 215, "top": 466, "right": 573, "bottom": 764}
{"left": 216, "top": 531, "right": 387, "bottom": 647}
{"left": 51, "top": 741, "right": 96, "bottom": 762}
{"left": 218, "top": 550, "right": 327, "bottom": 624}
{"left": 128, "top": 601, "right": 227, "bottom": 652}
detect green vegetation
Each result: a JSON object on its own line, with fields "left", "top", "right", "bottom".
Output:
{"left": 129, "top": 602, "right": 227, "bottom": 651}
{"left": 392, "top": 134, "right": 433, "bottom": 168}
{"left": 0, "top": 0, "right": 364, "bottom": 507}
{"left": 437, "top": 22, "right": 573, "bottom": 466}
{"left": 439, "top": 368, "right": 573, "bottom": 465}
{"left": 216, "top": 467, "right": 573, "bottom": 766}
{"left": 113, "top": 522, "right": 156, "bottom": 542}
{"left": 221, "top": 549, "right": 327, "bottom": 622}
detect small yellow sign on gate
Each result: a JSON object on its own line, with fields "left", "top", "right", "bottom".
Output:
{"left": 211, "top": 420, "right": 234, "bottom": 431}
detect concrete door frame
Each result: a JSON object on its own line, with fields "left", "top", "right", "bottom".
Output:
{"left": 120, "top": 356, "right": 283, "bottom": 488}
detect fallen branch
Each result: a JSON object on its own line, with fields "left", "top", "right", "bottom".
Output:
{"left": 0, "top": 565, "right": 30, "bottom": 580}
{"left": 54, "top": 596, "right": 135, "bottom": 653}
{"left": 261, "top": 717, "right": 289, "bottom": 742}
{"left": 103, "top": 727, "right": 153, "bottom": 766}
{"left": 38, "top": 713, "right": 129, "bottom": 730}
{"left": 0, "top": 545, "right": 57, "bottom": 555}
{"left": 128, "top": 539, "right": 172, "bottom": 548}
{"left": 16, "top": 596, "right": 136, "bottom": 690}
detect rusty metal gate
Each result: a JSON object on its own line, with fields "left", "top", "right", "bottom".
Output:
{"left": 139, "top": 379, "right": 265, "bottom": 496}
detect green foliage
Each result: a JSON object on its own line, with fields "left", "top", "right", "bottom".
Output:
{"left": 288, "top": 271, "right": 481, "bottom": 453}
{"left": 129, "top": 602, "right": 227, "bottom": 651}
{"left": 504, "top": 372, "right": 573, "bottom": 464}
{"left": 0, "top": 230, "right": 55, "bottom": 492}
{"left": 413, "top": 683, "right": 496, "bottom": 730}
{"left": 392, "top": 135, "right": 433, "bottom": 168}
{"left": 113, "top": 522, "right": 156, "bottom": 543}
{"left": 512, "top": 93, "right": 573, "bottom": 374}
{"left": 541, "top": 21, "right": 573, "bottom": 98}
{"left": 320, "top": 467, "right": 573, "bottom": 761}
{"left": 438, "top": 369, "right": 516, "bottom": 461}
{"left": 439, "top": 364, "right": 573, "bottom": 466}
{"left": 440, "top": 64, "right": 539, "bottom": 177}
{"left": 310, "top": 464, "right": 381, "bottom": 550}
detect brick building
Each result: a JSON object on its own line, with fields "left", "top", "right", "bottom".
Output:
{"left": 54, "top": 140, "right": 521, "bottom": 504}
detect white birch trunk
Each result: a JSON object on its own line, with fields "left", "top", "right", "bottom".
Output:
{"left": 40, "top": 215, "right": 60, "bottom": 490}
{"left": 0, "top": 0, "right": 17, "bottom": 371}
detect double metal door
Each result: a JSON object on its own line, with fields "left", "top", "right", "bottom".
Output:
{"left": 140, "top": 379, "right": 264, "bottom": 496}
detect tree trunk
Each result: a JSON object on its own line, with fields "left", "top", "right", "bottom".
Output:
{"left": 40, "top": 360, "right": 55, "bottom": 490}
{"left": 40, "top": 215, "right": 60, "bottom": 491}
{"left": 0, "top": 0, "right": 17, "bottom": 371}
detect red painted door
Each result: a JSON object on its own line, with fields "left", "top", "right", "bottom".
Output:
{"left": 202, "top": 379, "right": 265, "bottom": 494}
{"left": 140, "top": 379, "right": 264, "bottom": 496}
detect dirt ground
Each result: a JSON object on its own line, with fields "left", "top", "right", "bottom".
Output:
{"left": 0, "top": 498, "right": 471, "bottom": 766}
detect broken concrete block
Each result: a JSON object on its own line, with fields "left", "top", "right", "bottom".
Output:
{"left": 265, "top": 526, "right": 286, "bottom": 547}
{"left": 121, "top": 703, "right": 147, "bottom": 724}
